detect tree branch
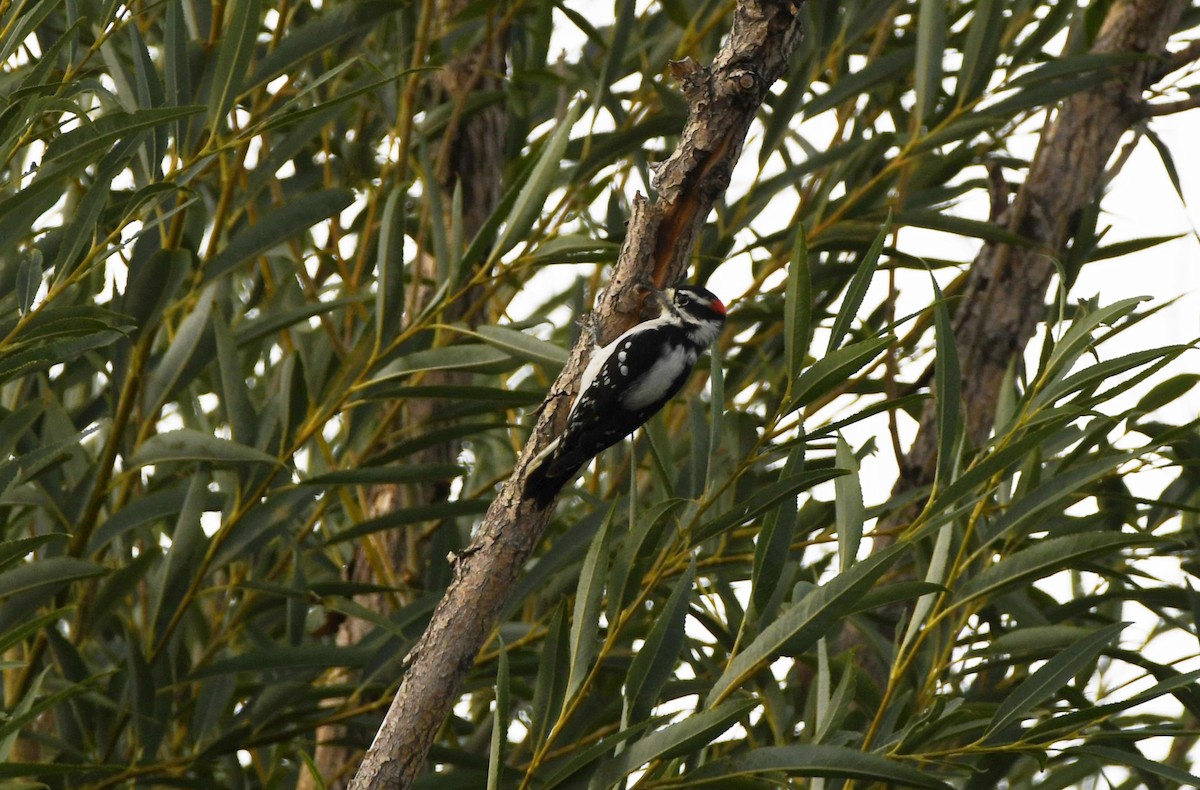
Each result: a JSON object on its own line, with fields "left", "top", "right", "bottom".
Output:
{"left": 1143, "top": 91, "right": 1200, "bottom": 116}
{"left": 348, "top": 2, "right": 806, "bottom": 787}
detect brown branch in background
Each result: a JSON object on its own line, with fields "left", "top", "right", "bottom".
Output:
{"left": 1142, "top": 91, "right": 1200, "bottom": 116}
{"left": 349, "top": 2, "right": 806, "bottom": 787}
{"left": 852, "top": 0, "right": 1195, "bottom": 682}
{"left": 898, "top": 0, "right": 1190, "bottom": 492}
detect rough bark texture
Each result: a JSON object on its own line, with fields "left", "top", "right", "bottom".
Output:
{"left": 349, "top": 2, "right": 806, "bottom": 787}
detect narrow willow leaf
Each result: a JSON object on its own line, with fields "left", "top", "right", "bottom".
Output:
{"left": 684, "top": 744, "right": 951, "bottom": 789}
{"left": 530, "top": 603, "right": 570, "bottom": 749}
{"left": 150, "top": 474, "right": 209, "bottom": 642}
{"left": 593, "top": 698, "right": 756, "bottom": 788}
{"left": 213, "top": 308, "right": 256, "bottom": 445}
{"left": 900, "top": 519, "right": 953, "bottom": 652}
{"left": 188, "top": 645, "right": 371, "bottom": 678}
{"left": 693, "top": 468, "right": 845, "bottom": 544}
{"left": 491, "top": 102, "right": 580, "bottom": 260}
{"left": 303, "top": 464, "right": 463, "bottom": 487}
{"left": 375, "top": 186, "right": 407, "bottom": 347}
{"left": 129, "top": 429, "right": 281, "bottom": 468}
{"left": 750, "top": 446, "right": 803, "bottom": 616}
{"left": 982, "top": 452, "right": 1136, "bottom": 546}
{"left": 1070, "top": 744, "right": 1200, "bottom": 788}
{"left": 566, "top": 508, "right": 614, "bottom": 701}
{"left": 895, "top": 209, "right": 1030, "bottom": 246}
{"left": 204, "top": 188, "right": 355, "bottom": 282}
{"left": 207, "top": 0, "right": 262, "bottom": 125}
{"left": 624, "top": 558, "right": 695, "bottom": 723}
{"left": 931, "top": 274, "right": 960, "bottom": 488}
{"left": 0, "top": 558, "right": 106, "bottom": 598}
{"left": 804, "top": 48, "right": 914, "bottom": 118}
{"left": 708, "top": 545, "right": 904, "bottom": 706}
{"left": 124, "top": 248, "right": 192, "bottom": 336}
{"left": 15, "top": 251, "right": 41, "bottom": 314}
{"left": 144, "top": 292, "right": 214, "bottom": 417}
{"left": 827, "top": 216, "right": 888, "bottom": 355}
{"left": 952, "top": 533, "right": 1149, "bottom": 608}
{"left": 784, "top": 227, "right": 812, "bottom": 385}
{"left": 371, "top": 344, "right": 512, "bottom": 381}
{"left": 833, "top": 435, "right": 863, "bottom": 572}
{"left": 985, "top": 622, "right": 1127, "bottom": 739}
{"left": 814, "top": 663, "right": 856, "bottom": 744}
{"left": 487, "top": 637, "right": 510, "bottom": 790}
{"left": 914, "top": 0, "right": 945, "bottom": 128}
{"left": 1136, "top": 373, "right": 1200, "bottom": 414}
{"left": 706, "top": 343, "right": 724, "bottom": 493}
{"left": 786, "top": 336, "right": 893, "bottom": 414}
{"left": 321, "top": 500, "right": 486, "bottom": 545}
{"left": 471, "top": 326, "right": 569, "bottom": 368}
{"left": 1143, "top": 125, "right": 1186, "bottom": 202}
{"left": 955, "top": 0, "right": 1003, "bottom": 104}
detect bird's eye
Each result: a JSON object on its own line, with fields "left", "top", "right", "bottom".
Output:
{"left": 677, "top": 293, "right": 691, "bottom": 305}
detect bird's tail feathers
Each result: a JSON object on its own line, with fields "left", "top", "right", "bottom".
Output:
{"left": 522, "top": 438, "right": 584, "bottom": 508}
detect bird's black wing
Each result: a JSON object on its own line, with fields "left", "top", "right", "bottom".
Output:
{"left": 525, "top": 323, "right": 695, "bottom": 505}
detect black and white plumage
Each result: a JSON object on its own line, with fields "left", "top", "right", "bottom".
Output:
{"left": 523, "top": 284, "right": 727, "bottom": 508}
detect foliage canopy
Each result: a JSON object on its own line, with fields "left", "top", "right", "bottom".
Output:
{"left": 2, "top": 0, "right": 1199, "bottom": 788}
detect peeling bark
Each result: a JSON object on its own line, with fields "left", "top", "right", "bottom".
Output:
{"left": 349, "top": 2, "right": 806, "bottom": 787}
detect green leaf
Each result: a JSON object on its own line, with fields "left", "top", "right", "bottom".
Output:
{"left": 487, "top": 637, "right": 510, "bottom": 790}
{"left": 0, "top": 557, "right": 106, "bottom": 598}
{"left": 708, "top": 545, "right": 905, "bottom": 706}
{"left": 749, "top": 446, "right": 803, "bottom": 617}
{"left": 914, "top": 0, "right": 945, "bottom": 128}
{"left": 985, "top": 622, "right": 1128, "bottom": 739}
{"left": 784, "top": 227, "right": 812, "bottom": 386}
{"left": 490, "top": 102, "right": 580, "bottom": 260}
{"left": 955, "top": 0, "right": 1003, "bottom": 104}
{"left": 566, "top": 508, "right": 613, "bottom": 701}
{"left": 530, "top": 603, "right": 570, "bottom": 749}
{"left": 207, "top": 0, "right": 262, "bottom": 125}
{"left": 1070, "top": 744, "right": 1200, "bottom": 788}
{"left": 833, "top": 435, "right": 863, "bottom": 572}
{"left": 786, "top": 336, "right": 893, "bottom": 414}
{"left": 684, "top": 744, "right": 952, "bottom": 789}
{"left": 471, "top": 325, "right": 569, "bottom": 368}
{"left": 375, "top": 186, "right": 407, "bottom": 347}
{"left": 144, "top": 291, "right": 214, "bottom": 416}
{"left": 952, "top": 533, "right": 1150, "bottom": 608}
{"left": 827, "top": 216, "right": 887, "bottom": 355}
{"left": 189, "top": 644, "right": 371, "bottom": 678}
{"left": 204, "top": 188, "right": 355, "bottom": 282}
{"left": 372, "top": 344, "right": 513, "bottom": 380}
{"left": 693, "top": 468, "right": 846, "bottom": 544}
{"left": 931, "top": 274, "right": 960, "bottom": 488}
{"left": 150, "top": 474, "right": 209, "bottom": 642}
{"left": 624, "top": 558, "right": 695, "bottom": 723}
{"left": 593, "top": 698, "right": 757, "bottom": 788}
{"left": 15, "top": 250, "right": 41, "bottom": 314}
{"left": 129, "top": 429, "right": 281, "bottom": 468}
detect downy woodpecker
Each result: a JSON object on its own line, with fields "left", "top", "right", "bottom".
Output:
{"left": 523, "top": 284, "right": 726, "bottom": 507}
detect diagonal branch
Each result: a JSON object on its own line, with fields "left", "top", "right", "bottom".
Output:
{"left": 348, "top": 2, "right": 806, "bottom": 787}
